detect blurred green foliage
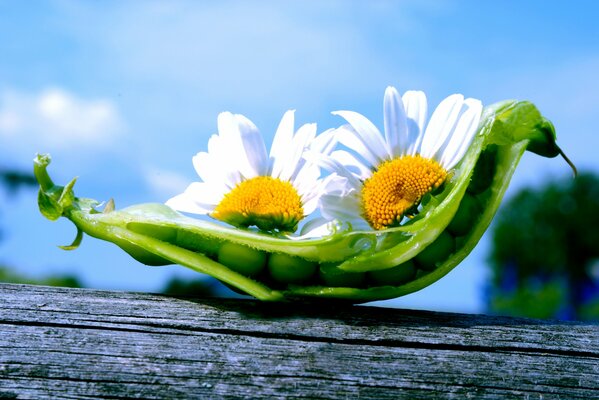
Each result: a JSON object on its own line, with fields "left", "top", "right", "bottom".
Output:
{"left": 0, "top": 168, "right": 37, "bottom": 194}
{"left": 488, "top": 172, "right": 599, "bottom": 321}
{"left": 0, "top": 265, "right": 82, "bottom": 288}
{"left": 161, "top": 276, "right": 220, "bottom": 297}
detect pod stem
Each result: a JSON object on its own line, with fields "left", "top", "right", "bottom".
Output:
{"left": 557, "top": 145, "right": 577, "bottom": 178}
{"left": 33, "top": 154, "right": 55, "bottom": 192}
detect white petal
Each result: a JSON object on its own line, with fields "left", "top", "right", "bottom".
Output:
{"left": 217, "top": 112, "right": 266, "bottom": 180}
{"left": 234, "top": 113, "right": 269, "bottom": 177}
{"left": 319, "top": 191, "right": 366, "bottom": 229}
{"left": 184, "top": 182, "right": 226, "bottom": 206}
{"left": 320, "top": 193, "right": 359, "bottom": 220}
{"left": 439, "top": 98, "right": 483, "bottom": 169}
{"left": 192, "top": 151, "right": 234, "bottom": 189}
{"left": 383, "top": 86, "right": 408, "bottom": 157}
{"left": 216, "top": 112, "right": 241, "bottom": 148}
{"left": 402, "top": 90, "right": 428, "bottom": 155}
{"left": 207, "top": 132, "right": 242, "bottom": 188}
{"left": 215, "top": 153, "right": 243, "bottom": 188}
{"left": 165, "top": 182, "right": 222, "bottom": 215}
{"left": 217, "top": 112, "right": 250, "bottom": 180}
{"left": 333, "top": 110, "right": 389, "bottom": 161}
{"left": 305, "top": 176, "right": 343, "bottom": 220}
{"left": 270, "top": 110, "right": 295, "bottom": 178}
{"left": 420, "top": 94, "right": 464, "bottom": 159}
{"left": 192, "top": 135, "right": 241, "bottom": 189}
{"left": 297, "top": 180, "right": 323, "bottom": 215}
{"left": 166, "top": 193, "right": 210, "bottom": 214}
{"left": 297, "top": 217, "right": 335, "bottom": 238}
{"left": 192, "top": 152, "right": 212, "bottom": 182}
{"left": 322, "top": 174, "right": 354, "bottom": 196}
{"left": 207, "top": 133, "right": 222, "bottom": 155}
{"left": 330, "top": 150, "right": 371, "bottom": 180}
{"left": 302, "top": 195, "right": 320, "bottom": 215}
{"left": 304, "top": 151, "right": 363, "bottom": 189}
{"left": 279, "top": 123, "right": 317, "bottom": 182}
{"left": 293, "top": 163, "right": 320, "bottom": 195}
{"left": 335, "top": 125, "right": 380, "bottom": 168}
{"left": 310, "top": 128, "right": 337, "bottom": 156}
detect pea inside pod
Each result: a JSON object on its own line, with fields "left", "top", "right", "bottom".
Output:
{"left": 34, "top": 100, "right": 573, "bottom": 302}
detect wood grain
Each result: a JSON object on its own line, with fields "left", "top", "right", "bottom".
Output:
{"left": 0, "top": 283, "right": 597, "bottom": 399}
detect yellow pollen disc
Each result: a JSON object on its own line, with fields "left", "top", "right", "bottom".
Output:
{"left": 361, "top": 155, "right": 447, "bottom": 230}
{"left": 212, "top": 176, "right": 304, "bottom": 232}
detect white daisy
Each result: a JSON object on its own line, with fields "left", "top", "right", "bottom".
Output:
{"left": 166, "top": 110, "right": 336, "bottom": 233}
{"left": 316, "top": 86, "right": 483, "bottom": 230}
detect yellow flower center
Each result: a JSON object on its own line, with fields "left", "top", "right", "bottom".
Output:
{"left": 212, "top": 176, "right": 304, "bottom": 232}
{"left": 361, "top": 155, "right": 447, "bottom": 230}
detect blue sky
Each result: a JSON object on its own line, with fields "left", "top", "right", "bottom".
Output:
{"left": 1, "top": 1, "right": 598, "bottom": 313}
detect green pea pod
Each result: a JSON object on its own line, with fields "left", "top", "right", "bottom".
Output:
{"left": 34, "top": 100, "right": 572, "bottom": 302}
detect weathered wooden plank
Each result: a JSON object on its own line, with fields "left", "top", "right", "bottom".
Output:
{"left": 1, "top": 283, "right": 596, "bottom": 354}
{"left": 0, "top": 283, "right": 597, "bottom": 399}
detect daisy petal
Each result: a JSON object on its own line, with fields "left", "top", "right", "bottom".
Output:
{"left": 310, "top": 128, "right": 337, "bottom": 156}
{"left": 192, "top": 134, "right": 238, "bottom": 189}
{"left": 217, "top": 112, "right": 250, "bottom": 181}
{"left": 191, "top": 152, "right": 230, "bottom": 188}
{"left": 184, "top": 182, "right": 226, "bottom": 207}
{"left": 270, "top": 110, "right": 295, "bottom": 178}
{"left": 383, "top": 86, "right": 408, "bottom": 157}
{"left": 319, "top": 191, "right": 368, "bottom": 229}
{"left": 304, "top": 150, "right": 363, "bottom": 189}
{"left": 207, "top": 133, "right": 222, "bottom": 155}
{"left": 302, "top": 195, "right": 320, "bottom": 215}
{"left": 439, "top": 98, "right": 483, "bottom": 169}
{"left": 335, "top": 124, "right": 380, "bottom": 168}
{"left": 297, "top": 217, "right": 334, "bottom": 238}
{"left": 293, "top": 164, "right": 321, "bottom": 195}
{"left": 234, "top": 113, "right": 269, "bottom": 177}
{"left": 331, "top": 150, "right": 372, "bottom": 180}
{"left": 402, "top": 90, "right": 428, "bottom": 155}
{"left": 321, "top": 174, "right": 353, "bottom": 195}
{"left": 320, "top": 193, "right": 360, "bottom": 220}
{"left": 280, "top": 123, "right": 317, "bottom": 182}
{"left": 333, "top": 110, "right": 389, "bottom": 162}
{"left": 420, "top": 94, "right": 464, "bottom": 159}
{"left": 165, "top": 182, "right": 222, "bottom": 215}
{"left": 166, "top": 193, "right": 210, "bottom": 214}
{"left": 191, "top": 152, "right": 221, "bottom": 183}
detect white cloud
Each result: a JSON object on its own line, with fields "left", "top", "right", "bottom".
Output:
{"left": 144, "top": 167, "right": 191, "bottom": 199}
{"left": 0, "top": 87, "right": 123, "bottom": 148}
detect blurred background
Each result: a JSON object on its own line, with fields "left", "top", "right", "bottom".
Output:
{"left": 1, "top": 1, "right": 598, "bottom": 320}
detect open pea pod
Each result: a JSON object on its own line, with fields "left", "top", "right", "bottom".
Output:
{"left": 34, "top": 100, "right": 571, "bottom": 302}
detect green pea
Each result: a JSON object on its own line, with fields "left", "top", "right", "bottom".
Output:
{"left": 217, "top": 242, "right": 266, "bottom": 277}
{"left": 319, "top": 263, "right": 365, "bottom": 287}
{"left": 127, "top": 222, "right": 220, "bottom": 257}
{"left": 468, "top": 146, "right": 497, "bottom": 194}
{"left": 268, "top": 253, "right": 317, "bottom": 284}
{"left": 447, "top": 193, "right": 482, "bottom": 236}
{"left": 175, "top": 230, "right": 220, "bottom": 257}
{"left": 122, "top": 223, "right": 178, "bottom": 265}
{"left": 127, "top": 222, "right": 178, "bottom": 242}
{"left": 414, "top": 231, "right": 455, "bottom": 271}
{"left": 368, "top": 260, "right": 417, "bottom": 286}
{"left": 118, "top": 242, "right": 172, "bottom": 266}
